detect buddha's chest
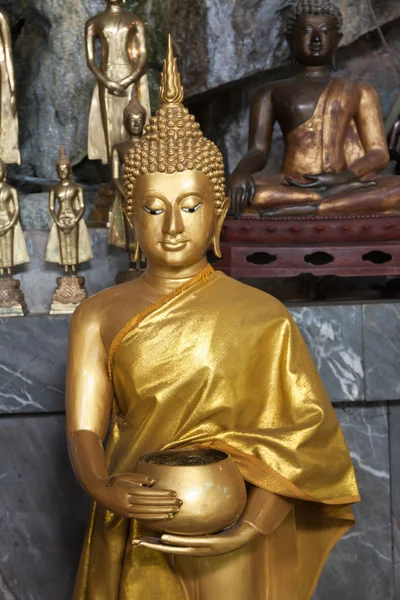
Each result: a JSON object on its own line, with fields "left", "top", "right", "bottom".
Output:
{"left": 274, "top": 80, "right": 337, "bottom": 133}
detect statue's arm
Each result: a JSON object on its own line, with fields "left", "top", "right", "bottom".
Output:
{"left": 227, "top": 87, "right": 275, "bottom": 214}
{"left": 0, "top": 11, "right": 16, "bottom": 114}
{"left": 74, "top": 187, "right": 85, "bottom": 224}
{"left": 112, "top": 147, "right": 125, "bottom": 196}
{"left": 48, "top": 189, "right": 61, "bottom": 228}
{"left": 119, "top": 21, "right": 147, "bottom": 88}
{"left": 235, "top": 86, "right": 274, "bottom": 176}
{"left": 8, "top": 188, "right": 19, "bottom": 228}
{"left": 66, "top": 306, "right": 114, "bottom": 497}
{"left": 66, "top": 304, "right": 181, "bottom": 518}
{"left": 85, "top": 21, "right": 110, "bottom": 88}
{"left": 350, "top": 84, "right": 390, "bottom": 178}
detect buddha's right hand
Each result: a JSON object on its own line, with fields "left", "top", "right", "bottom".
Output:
{"left": 91, "top": 472, "right": 182, "bottom": 520}
{"left": 226, "top": 171, "right": 255, "bottom": 217}
{"left": 106, "top": 80, "right": 127, "bottom": 97}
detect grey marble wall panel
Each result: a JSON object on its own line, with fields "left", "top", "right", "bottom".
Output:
{"left": 0, "top": 316, "right": 70, "bottom": 414}
{"left": 364, "top": 304, "right": 400, "bottom": 402}
{"left": 389, "top": 403, "right": 400, "bottom": 598}
{"left": 15, "top": 229, "right": 128, "bottom": 314}
{"left": 291, "top": 306, "right": 364, "bottom": 403}
{"left": 314, "top": 404, "right": 393, "bottom": 600}
{"left": 0, "top": 415, "right": 90, "bottom": 600}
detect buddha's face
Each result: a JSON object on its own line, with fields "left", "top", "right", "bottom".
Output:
{"left": 125, "top": 112, "right": 145, "bottom": 137}
{"left": 292, "top": 14, "right": 340, "bottom": 66}
{"left": 57, "top": 162, "right": 71, "bottom": 181}
{"left": 134, "top": 170, "right": 221, "bottom": 269}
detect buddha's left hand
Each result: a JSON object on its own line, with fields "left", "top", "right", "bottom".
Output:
{"left": 285, "top": 170, "right": 358, "bottom": 189}
{"left": 132, "top": 521, "right": 259, "bottom": 557}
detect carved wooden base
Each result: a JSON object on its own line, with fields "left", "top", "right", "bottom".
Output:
{"left": 50, "top": 276, "right": 87, "bottom": 315}
{"left": 0, "top": 277, "right": 27, "bottom": 317}
{"left": 219, "top": 215, "right": 400, "bottom": 278}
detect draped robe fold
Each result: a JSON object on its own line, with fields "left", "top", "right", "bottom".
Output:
{"left": 73, "top": 268, "right": 359, "bottom": 600}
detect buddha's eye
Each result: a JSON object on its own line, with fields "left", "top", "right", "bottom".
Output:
{"left": 143, "top": 206, "right": 164, "bottom": 215}
{"left": 182, "top": 203, "right": 202, "bottom": 214}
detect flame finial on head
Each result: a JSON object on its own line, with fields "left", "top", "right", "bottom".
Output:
{"left": 57, "top": 145, "right": 70, "bottom": 167}
{"left": 160, "top": 34, "right": 184, "bottom": 105}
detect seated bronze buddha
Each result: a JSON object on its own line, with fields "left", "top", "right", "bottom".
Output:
{"left": 228, "top": 0, "right": 400, "bottom": 218}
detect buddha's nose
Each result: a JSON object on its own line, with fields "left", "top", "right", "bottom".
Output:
{"left": 162, "top": 204, "right": 184, "bottom": 236}
{"left": 310, "top": 30, "right": 322, "bottom": 45}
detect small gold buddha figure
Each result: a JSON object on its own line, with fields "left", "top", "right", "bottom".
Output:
{"left": 0, "top": 159, "right": 29, "bottom": 316}
{"left": 67, "top": 38, "right": 359, "bottom": 600}
{"left": 228, "top": 0, "right": 400, "bottom": 218}
{"left": 0, "top": 9, "right": 20, "bottom": 165}
{"left": 108, "top": 89, "right": 146, "bottom": 273}
{"left": 86, "top": 0, "right": 150, "bottom": 165}
{"left": 45, "top": 147, "right": 93, "bottom": 315}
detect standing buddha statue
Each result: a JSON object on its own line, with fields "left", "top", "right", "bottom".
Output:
{"left": 0, "top": 9, "right": 20, "bottom": 165}
{"left": 0, "top": 159, "right": 28, "bottom": 316}
{"left": 85, "top": 0, "right": 150, "bottom": 165}
{"left": 108, "top": 88, "right": 146, "bottom": 273}
{"left": 228, "top": 0, "right": 400, "bottom": 217}
{"left": 45, "top": 147, "right": 93, "bottom": 315}
{"left": 67, "top": 37, "right": 359, "bottom": 600}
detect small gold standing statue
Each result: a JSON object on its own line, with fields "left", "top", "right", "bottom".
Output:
{"left": 45, "top": 147, "right": 93, "bottom": 315}
{"left": 0, "top": 9, "right": 20, "bottom": 165}
{"left": 85, "top": 0, "right": 151, "bottom": 165}
{"left": 108, "top": 89, "right": 146, "bottom": 280}
{"left": 0, "top": 159, "right": 29, "bottom": 316}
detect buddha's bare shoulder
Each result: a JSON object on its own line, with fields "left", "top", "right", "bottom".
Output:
{"left": 71, "top": 278, "right": 146, "bottom": 332}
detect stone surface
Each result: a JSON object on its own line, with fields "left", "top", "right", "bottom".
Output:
{"left": 291, "top": 305, "right": 364, "bottom": 403}
{"left": 315, "top": 404, "right": 393, "bottom": 600}
{"left": 15, "top": 229, "right": 129, "bottom": 314}
{"left": 364, "top": 304, "right": 400, "bottom": 401}
{"left": 3, "top": 0, "right": 103, "bottom": 179}
{"left": 0, "top": 315, "right": 69, "bottom": 414}
{"left": 389, "top": 403, "right": 400, "bottom": 599}
{"left": 0, "top": 414, "right": 90, "bottom": 600}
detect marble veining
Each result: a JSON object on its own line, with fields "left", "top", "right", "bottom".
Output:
{"left": 291, "top": 306, "right": 364, "bottom": 403}
{"left": 314, "top": 404, "right": 393, "bottom": 599}
{"left": 363, "top": 304, "right": 400, "bottom": 401}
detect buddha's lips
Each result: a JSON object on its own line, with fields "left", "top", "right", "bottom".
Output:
{"left": 160, "top": 240, "right": 188, "bottom": 251}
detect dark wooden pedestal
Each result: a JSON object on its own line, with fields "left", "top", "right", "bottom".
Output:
{"left": 218, "top": 214, "right": 400, "bottom": 278}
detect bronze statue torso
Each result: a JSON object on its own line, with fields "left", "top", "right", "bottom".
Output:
{"left": 89, "top": 10, "right": 141, "bottom": 77}
{"left": 271, "top": 76, "right": 332, "bottom": 135}
{"left": 53, "top": 182, "right": 80, "bottom": 223}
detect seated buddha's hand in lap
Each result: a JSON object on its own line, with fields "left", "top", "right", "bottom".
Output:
{"left": 92, "top": 472, "right": 182, "bottom": 520}
{"left": 227, "top": 171, "right": 255, "bottom": 217}
{"left": 285, "top": 170, "right": 376, "bottom": 191}
{"left": 132, "top": 521, "right": 259, "bottom": 557}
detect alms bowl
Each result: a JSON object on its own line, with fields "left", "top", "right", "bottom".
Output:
{"left": 136, "top": 448, "right": 247, "bottom": 536}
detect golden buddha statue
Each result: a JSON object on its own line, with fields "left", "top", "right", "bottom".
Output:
{"left": 67, "top": 37, "right": 359, "bottom": 600}
{"left": 0, "top": 9, "right": 20, "bottom": 165}
{"left": 228, "top": 0, "right": 400, "bottom": 218}
{"left": 45, "top": 147, "right": 92, "bottom": 314}
{"left": 86, "top": 0, "right": 151, "bottom": 164}
{"left": 0, "top": 159, "right": 29, "bottom": 316}
{"left": 108, "top": 89, "right": 146, "bottom": 268}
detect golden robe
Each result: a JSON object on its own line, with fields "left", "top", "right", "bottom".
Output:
{"left": 73, "top": 266, "right": 359, "bottom": 600}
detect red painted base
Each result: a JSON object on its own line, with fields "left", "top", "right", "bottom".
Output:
{"left": 218, "top": 215, "right": 400, "bottom": 278}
